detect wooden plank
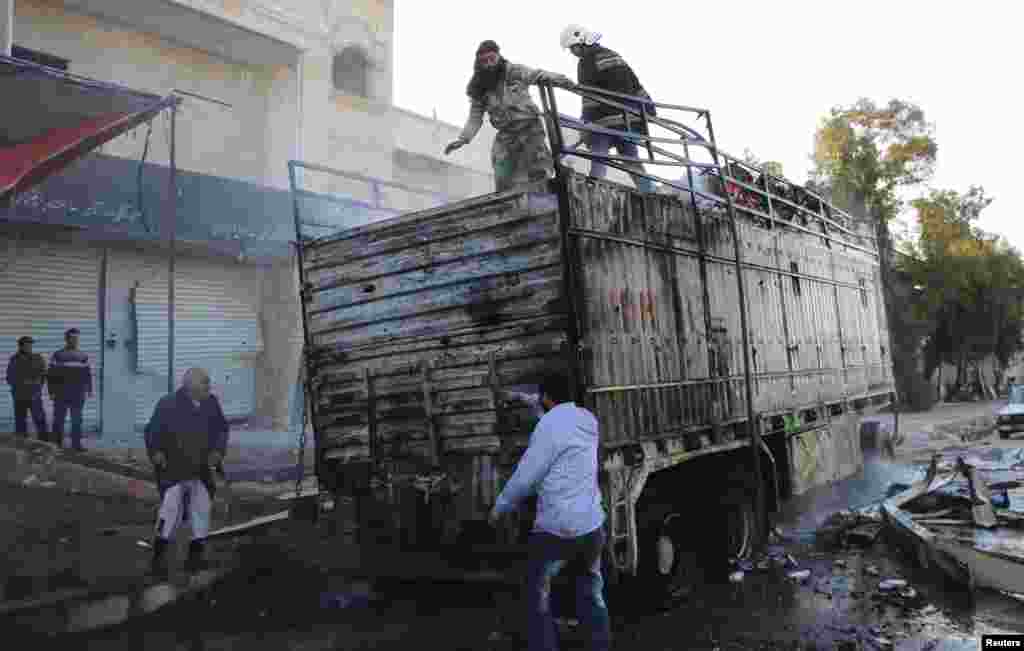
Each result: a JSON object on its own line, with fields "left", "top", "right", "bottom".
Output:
{"left": 206, "top": 510, "right": 290, "bottom": 540}
{"left": 307, "top": 213, "right": 560, "bottom": 289}
{"left": 312, "top": 275, "right": 566, "bottom": 349}
{"left": 310, "top": 263, "right": 561, "bottom": 331}
{"left": 309, "top": 240, "right": 562, "bottom": 314}
{"left": 319, "top": 356, "right": 557, "bottom": 405}
{"left": 314, "top": 320, "right": 567, "bottom": 374}
{"left": 306, "top": 190, "right": 557, "bottom": 266}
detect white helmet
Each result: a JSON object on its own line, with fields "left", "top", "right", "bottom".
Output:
{"left": 560, "top": 24, "right": 602, "bottom": 50}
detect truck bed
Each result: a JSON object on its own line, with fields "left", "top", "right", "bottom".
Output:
{"left": 298, "top": 170, "right": 892, "bottom": 467}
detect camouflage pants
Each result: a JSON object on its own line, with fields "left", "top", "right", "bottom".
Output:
{"left": 492, "top": 119, "right": 553, "bottom": 192}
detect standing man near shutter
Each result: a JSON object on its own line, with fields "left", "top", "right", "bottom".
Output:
{"left": 5, "top": 336, "right": 48, "bottom": 438}
{"left": 49, "top": 327, "right": 93, "bottom": 450}
{"left": 560, "top": 25, "right": 657, "bottom": 193}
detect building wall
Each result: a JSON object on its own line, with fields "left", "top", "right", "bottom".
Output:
{"left": 253, "top": 251, "right": 303, "bottom": 431}
{"left": 15, "top": 0, "right": 277, "bottom": 184}
{"left": 7, "top": 0, "right": 501, "bottom": 437}
{"left": 391, "top": 107, "right": 494, "bottom": 199}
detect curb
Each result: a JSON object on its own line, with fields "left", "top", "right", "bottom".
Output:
{"left": 0, "top": 565, "right": 239, "bottom": 635}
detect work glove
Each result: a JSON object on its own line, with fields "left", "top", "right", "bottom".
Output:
{"left": 444, "top": 138, "right": 467, "bottom": 155}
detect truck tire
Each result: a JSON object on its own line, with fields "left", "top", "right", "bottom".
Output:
{"left": 637, "top": 504, "right": 703, "bottom": 606}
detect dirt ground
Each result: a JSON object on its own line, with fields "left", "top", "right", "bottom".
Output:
{"left": 6, "top": 400, "right": 1024, "bottom": 650}
{"left": 0, "top": 434, "right": 300, "bottom": 608}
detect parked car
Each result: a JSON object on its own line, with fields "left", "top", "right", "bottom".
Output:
{"left": 996, "top": 385, "right": 1024, "bottom": 439}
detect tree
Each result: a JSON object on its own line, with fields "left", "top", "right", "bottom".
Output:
{"left": 900, "top": 187, "right": 1024, "bottom": 397}
{"left": 810, "top": 99, "right": 938, "bottom": 408}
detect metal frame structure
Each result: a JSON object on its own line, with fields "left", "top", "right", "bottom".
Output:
{"left": 536, "top": 82, "right": 889, "bottom": 547}
{"left": 287, "top": 89, "right": 894, "bottom": 574}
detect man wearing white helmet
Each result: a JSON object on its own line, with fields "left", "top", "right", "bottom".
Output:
{"left": 560, "top": 25, "right": 656, "bottom": 193}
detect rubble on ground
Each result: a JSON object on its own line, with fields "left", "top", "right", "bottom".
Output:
{"left": 816, "top": 508, "right": 884, "bottom": 549}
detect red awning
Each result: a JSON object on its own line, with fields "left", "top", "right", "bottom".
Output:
{"left": 0, "top": 54, "right": 177, "bottom": 202}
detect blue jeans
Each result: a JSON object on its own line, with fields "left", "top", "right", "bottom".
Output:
{"left": 525, "top": 527, "right": 611, "bottom": 651}
{"left": 589, "top": 131, "right": 656, "bottom": 193}
{"left": 53, "top": 397, "right": 85, "bottom": 447}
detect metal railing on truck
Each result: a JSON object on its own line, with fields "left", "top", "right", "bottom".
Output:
{"left": 534, "top": 81, "right": 889, "bottom": 544}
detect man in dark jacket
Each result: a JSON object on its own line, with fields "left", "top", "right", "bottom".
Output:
{"left": 560, "top": 25, "right": 656, "bottom": 193}
{"left": 5, "top": 336, "right": 48, "bottom": 437}
{"left": 49, "top": 328, "right": 93, "bottom": 450}
{"left": 144, "top": 367, "right": 229, "bottom": 578}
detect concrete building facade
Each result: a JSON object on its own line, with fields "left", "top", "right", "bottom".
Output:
{"left": 2, "top": 0, "right": 497, "bottom": 438}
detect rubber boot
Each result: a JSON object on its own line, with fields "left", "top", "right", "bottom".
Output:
{"left": 186, "top": 539, "right": 209, "bottom": 573}
{"left": 150, "top": 537, "right": 170, "bottom": 581}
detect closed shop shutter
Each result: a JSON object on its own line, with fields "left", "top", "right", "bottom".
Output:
{"left": 131, "top": 258, "right": 170, "bottom": 430}
{"left": 134, "top": 257, "right": 263, "bottom": 426}
{"left": 0, "top": 238, "right": 101, "bottom": 432}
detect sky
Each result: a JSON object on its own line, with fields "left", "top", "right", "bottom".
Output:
{"left": 393, "top": 0, "right": 1021, "bottom": 250}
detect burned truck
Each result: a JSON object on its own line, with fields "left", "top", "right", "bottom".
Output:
{"left": 289, "top": 85, "right": 894, "bottom": 598}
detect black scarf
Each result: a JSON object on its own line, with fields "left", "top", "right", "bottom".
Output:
{"left": 466, "top": 57, "right": 508, "bottom": 100}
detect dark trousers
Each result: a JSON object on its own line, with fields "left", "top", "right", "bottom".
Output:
{"left": 13, "top": 394, "right": 48, "bottom": 437}
{"left": 53, "top": 397, "right": 85, "bottom": 447}
{"left": 525, "top": 527, "right": 611, "bottom": 651}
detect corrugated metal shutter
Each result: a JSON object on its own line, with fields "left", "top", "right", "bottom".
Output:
{"left": 132, "top": 260, "right": 170, "bottom": 429}
{"left": 0, "top": 238, "right": 101, "bottom": 432}
{"left": 133, "top": 257, "right": 263, "bottom": 423}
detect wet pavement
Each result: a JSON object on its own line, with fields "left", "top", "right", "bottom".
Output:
{"left": 12, "top": 406, "right": 1024, "bottom": 650}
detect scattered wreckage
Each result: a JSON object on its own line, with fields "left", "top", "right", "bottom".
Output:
{"left": 880, "top": 447, "right": 1024, "bottom": 596}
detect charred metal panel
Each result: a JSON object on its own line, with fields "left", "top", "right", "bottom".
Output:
{"left": 563, "top": 173, "right": 890, "bottom": 446}
{"left": 301, "top": 183, "right": 565, "bottom": 465}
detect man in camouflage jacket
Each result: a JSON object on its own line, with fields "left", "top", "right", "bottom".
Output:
{"left": 444, "top": 40, "right": 575, "bottom": 192}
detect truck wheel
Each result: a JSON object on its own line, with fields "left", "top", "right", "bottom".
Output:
{"left": 638, "top": 506, "right": 703, "bottom": 606}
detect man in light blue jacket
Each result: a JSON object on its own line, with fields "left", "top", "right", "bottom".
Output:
{"left": 489, "top": 371, "right": 610, "bottom": 651}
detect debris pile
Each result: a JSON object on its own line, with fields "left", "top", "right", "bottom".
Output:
{"left": 816, "top": 509, "right": 883, "bottom": 549}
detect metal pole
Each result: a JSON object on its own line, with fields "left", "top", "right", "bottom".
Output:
{"left": 167, "top": 104, "right": 177, "bottom": 395}
{"left": 705, "top": 113, "right": 766, "bottom": 545}
{"left": 289, "top": 161, "right": 321, "bottom": 483}
{"left": 539, "top": 84, "right": 585, "bottom": 406}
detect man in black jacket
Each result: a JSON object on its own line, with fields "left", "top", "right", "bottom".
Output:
{"left": 560, "top": 25, "right": 656, "bottom": 193}
{"left": 144, "top": 367, "right": 229, "bottom": 579}
{"left": 5, "top": 336, "right": 48, "bottom": 438}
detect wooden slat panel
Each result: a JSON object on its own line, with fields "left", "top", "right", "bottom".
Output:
{"left": 303, "top": 183, "right": 563, "bottom": 465}
{"left": 310, "top": 240, "right": 561, "bottom": 314}
{"left": 312, "top": 270, "right": 564, "bottom": 349}
{"left": 305, "top": 189, "right": 558, "bottom": 266}
{"left": 306, "top": 213, "right": 560, "bottom": 291}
